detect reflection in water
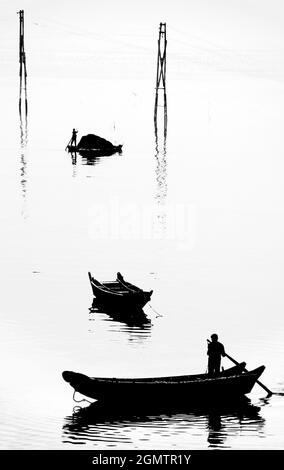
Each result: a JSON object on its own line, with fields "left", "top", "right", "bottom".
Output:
{"left": 155, "top": 135, "right": 167, "bottom": 205}
{"left": 89, "top": 301, "right": 152, "bottom": 346}
{"left": 18, "top": 9, "right": 28, "bottom": 218}
{"left": 19, "top": 112, "right": 28, "bottom": 218}
{"left": 71, "top": 152, "right": 77, "bottom": 166}
{"left": 62, "top": 398, "right": 265, "bottom": 448}
{"left": 89, "top": 315, "right": 152, "bottom": 346}
{"left": 69, "top": 150, "right": 102, "bottom": 169}
{"left": 68, "top": 149, "right": 120, "bottom": 175}
{"left": 154, "top": 124, "right": 167, "bottom": 237}
{"left": 70, "top": 152, "right": 77, "bottom": 178}
{"left": 90, "top": 299, "right": 151, "bottom": 326}
{"left": 79, "top": 152, "right": 102, "bottom": 167}
{"left": 269, "top": 382, "right": 284, "bottom": 396}
{"left": 207, "top": 401, "right": 265, "bottom": 448}
{"left": 207, "top": 413, "right": 223, "bottom": 446}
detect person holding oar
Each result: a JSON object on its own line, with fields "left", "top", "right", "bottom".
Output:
{"left": 70, "top": 128, "right": 78, "bottom": 147}
{"left": 65, "top": 128, "right": 78, "bottom": 151}
{"left": 207, "top": 333, "right": 226, "bottom": 375}
{"left": 207, "top": 335, "right": 275, "bottom": 397}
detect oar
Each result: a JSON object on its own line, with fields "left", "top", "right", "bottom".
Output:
{"left": 207, "top": 339, "right": 273, "bottom": 397}
{"left": 65, "top": 136, "right": 72, "bottom": 151}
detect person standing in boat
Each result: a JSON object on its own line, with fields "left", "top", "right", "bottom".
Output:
{"left": 70, "top": 128, "right": 78, "bottom": 147}
{"left": 207, "top": 334, "right": 226, "bottom": 375}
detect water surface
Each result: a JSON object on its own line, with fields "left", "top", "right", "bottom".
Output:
{"left": 1, "top": 3, "right": 284, "bottom": 450}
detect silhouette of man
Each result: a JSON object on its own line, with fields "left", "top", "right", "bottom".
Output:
{"left": 207, "top": 334, "right": 225, "bottom": 375}
{"left": 71, "top": 128, "right": 78, "bottom": 147}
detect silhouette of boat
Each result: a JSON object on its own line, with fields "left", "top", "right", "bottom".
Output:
{"left": 62, "top": 363, "right": 265, "bottom": 405}
{"left": 66, "top": 133, "right": 122, "bottom": 157}
{"left": 88, "top": 272, "right": 153, "bottom": 310}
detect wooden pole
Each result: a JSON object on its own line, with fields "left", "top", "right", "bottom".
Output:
{"left": 154, "top": 23, "right": 167, "bottom": 136}
{"left": 18, "top": 10, "right": 28, "bottom": 117}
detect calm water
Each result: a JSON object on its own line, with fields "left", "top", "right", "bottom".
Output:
{"left": 1, "top": 3, "right": 284, "bottom": 450}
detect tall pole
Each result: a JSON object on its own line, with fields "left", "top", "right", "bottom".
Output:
{"left": 18, "top": 10, "right": 28, "bottom": 218}
{"left": 18, "top": 10, "right": 28, "bottom": 117}
{"left": 154, "top": 23, "right": 167, "bottom": 137}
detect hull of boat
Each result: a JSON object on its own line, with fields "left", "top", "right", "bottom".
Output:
{"left": 88, "top": 273, "right": 152, "bottom": 310}
{"left": 91, "top": 287, "right": 151, "bottom": 309}
{"left": 67, "top": 145, "right": 122, "bottom": 157}
{"left": 62, "top": 365, "right": 265, "bottom": 404}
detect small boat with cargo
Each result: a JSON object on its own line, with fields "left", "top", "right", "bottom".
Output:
{"left": 66, "top": 131, "right": 122, "bottom": 157}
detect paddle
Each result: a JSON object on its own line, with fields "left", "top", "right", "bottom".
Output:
{"left": 207, "top": 339, "right": 273, "bottom": 397}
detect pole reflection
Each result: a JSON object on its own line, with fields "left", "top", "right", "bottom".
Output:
{"left": 154, "top": 115, "right": 167, "bottom": 238}
{"left": 19, "top": 111, "right": 28, "bottom": 218}
{"left": 18, "top": 9, "right": 28, "bottom": 218}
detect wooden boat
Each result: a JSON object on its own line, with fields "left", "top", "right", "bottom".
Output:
{"left": 70, "top": 147, "right": 122, "bottom": 158}
{"left": 88, "top": 272, "right": 153, "bottom": 310}
{"left": 66, "top": 133, "right": 122, "bottom": 156}
{"left": 62, "top": 363, "right": 265, "bottom": 405}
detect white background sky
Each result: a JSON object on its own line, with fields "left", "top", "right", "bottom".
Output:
{"left": 1, "top": 0, "right": 284, "bottom": 80}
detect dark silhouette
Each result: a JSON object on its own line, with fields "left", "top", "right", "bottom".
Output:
{"left": 71, "top": 128, "right": 78, "bottom": 147}
{"left": 62, "top": 363, "right": 265, "bottom": 406}
{"left": 90, "top": 298, "right": 151, "bottom": 327}
{"left": 18, "top": 10, "right": 28, "bottom": 117}
{"left": 77, "top": 134, "right": 116, "bottom": 150}
{"left": 66, "top": 132, "right": 122, "bottom": 157}
{"left": 154, "top": 23, "right": 167, "bottom": 137}
{"left": 88, "top": 271, "right": 153, "bottom": 311}
{"left": 62, "top": 396, "right": 264, "bottom": 448}
{"left": 71, "top": 152, "right": 77, "bottom": 165}
{"left": 207, "top": 334, "right": 226, "bottom": 375}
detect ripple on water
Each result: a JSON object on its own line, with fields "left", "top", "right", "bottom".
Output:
{"left": 61, "top": 399, "right": 267, "bottom": 449}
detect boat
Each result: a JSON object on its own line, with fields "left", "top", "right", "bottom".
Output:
{"left": 88, "top": 272, "right": 153, "bottom": 310}
{"left": 62, "top": 363, "right": 265, "bottom": 405}
{"left": 66, "top": 133, "right": 122, "bottom": 156}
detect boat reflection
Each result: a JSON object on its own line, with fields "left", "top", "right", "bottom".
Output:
{"left": 68, "top": 147, "right": 121, "bottom": 169}
{"left": 207, "top": 412, "right": 223, "bottom": 446}
{"left": 62, "top": 397, "right": 265, "bottom": 448}
{"left": 89, "top": 299, "right": 151, "bottom": 327}
{"left": 80, "top": 153, "right": 102, "bottom": 166}
{"left": 70, "top": 152, "right": 77, "bottom": 165}
{"left": 206, "top": 401, "right": 265, "bottom": 447}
